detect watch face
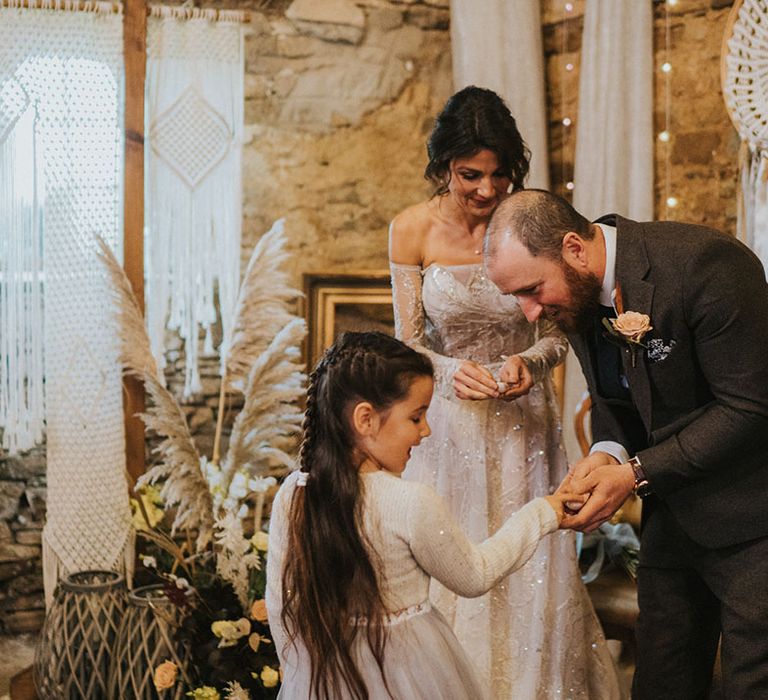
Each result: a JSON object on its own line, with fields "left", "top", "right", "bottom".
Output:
{"left": 636, "top": 481, "right": 652, "bottom": 498}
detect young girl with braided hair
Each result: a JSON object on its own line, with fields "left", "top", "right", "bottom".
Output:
{"left": 265, "top": 332, "right": 582, "bottom": 700}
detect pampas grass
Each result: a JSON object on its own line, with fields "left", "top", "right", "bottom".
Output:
{"left": 99, "top": 218, "right": 306, "bottom": 553}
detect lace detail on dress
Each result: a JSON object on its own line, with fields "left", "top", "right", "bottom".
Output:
{"left": 518, "top": 320, "right": 569, "bottom": 384}
{"left": 351, "top": 600, "right": 432, "bottom": 627}
{"left": 390, "top": 263, "right": 461, "bottom": 398}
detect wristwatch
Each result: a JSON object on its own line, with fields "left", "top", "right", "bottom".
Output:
{"left": 629, "top": 455, "right": 652, "bottom": 498}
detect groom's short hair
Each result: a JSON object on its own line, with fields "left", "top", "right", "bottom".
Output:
{"left": 486, "top": 189, "right": 593, "bottom": 261}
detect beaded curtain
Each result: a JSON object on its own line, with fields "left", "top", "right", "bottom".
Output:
{"left": 0, "top": 5, "right": 132, "bottom": 604}
{"left": 145, "top": 12, "right": 244, "bottom": 397}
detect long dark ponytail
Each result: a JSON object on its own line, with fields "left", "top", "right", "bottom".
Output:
{"left": 280, "top": 332, "right": 433, "bottom": 699}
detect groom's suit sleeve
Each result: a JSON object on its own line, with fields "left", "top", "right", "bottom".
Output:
{"left": 638, "top": 235, "right": 768, "bottom": 496}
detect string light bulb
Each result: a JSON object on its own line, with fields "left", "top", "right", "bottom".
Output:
{"left": 658, "top": 130, "right": 670, "bottom": 142}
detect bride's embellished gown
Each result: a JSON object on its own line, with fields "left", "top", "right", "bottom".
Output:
{"left": 391, "top": 262, "right": 622, "bottom": 699}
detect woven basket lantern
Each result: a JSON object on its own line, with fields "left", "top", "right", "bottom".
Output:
{"left": 107, "top": 584, "right": 193, "bottom": 699}
{"left": 33, "top": 569, "right": 127, "bottom": 699}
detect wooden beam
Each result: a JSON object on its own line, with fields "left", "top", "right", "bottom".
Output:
{"left": 123, "top": 0, "right": 147, "bottom": 486}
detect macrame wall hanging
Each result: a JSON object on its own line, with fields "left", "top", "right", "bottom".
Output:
{"left": 722, "top": 0, "right": 768, "bottom": 274}
{"left": 145, "top": 7, "right": 246, "bottom": 397}
{"left": 0, "top": 2, "right": 133, "bottom": 603}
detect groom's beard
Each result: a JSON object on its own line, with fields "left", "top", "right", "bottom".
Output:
{"left": 547, "top": 262, "right": 602, "bottom": 334}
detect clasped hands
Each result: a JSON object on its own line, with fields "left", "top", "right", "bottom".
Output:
{"left": 555, "top": 452, "right": 637, "bottom": 532}
{"left": 453, "top": 355, "right": 532, "bottom": 401}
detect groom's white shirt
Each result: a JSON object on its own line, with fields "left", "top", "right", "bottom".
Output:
{"left": 588, "top": 223, "right": 630, "bottom": 466}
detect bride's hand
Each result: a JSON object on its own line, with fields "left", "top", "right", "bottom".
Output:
{"left": 453, "top": 361, "right": 499, "bottom": 401}
{"left": 498, "top": 355, "right": 534, "bottom": 400}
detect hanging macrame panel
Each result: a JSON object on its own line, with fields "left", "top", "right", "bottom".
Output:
{"left": 0, "top": 6, "right": 132, "bottom": 603}
{"left": 723, "top": 0, "right": 768, "bottom": 274}
{"left": 146, "top": 12, "right": 244, "bottom": 397}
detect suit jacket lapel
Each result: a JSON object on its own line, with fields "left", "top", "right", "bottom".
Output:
{"left": 614, "top": 216, "right": 654, "bottom": 432}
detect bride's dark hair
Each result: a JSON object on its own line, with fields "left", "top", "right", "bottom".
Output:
{"left": 281, "top": 331, "right": 433, "bottom": 700}
{"left": 425, "top": 85, "right": 530, "bottom": 195}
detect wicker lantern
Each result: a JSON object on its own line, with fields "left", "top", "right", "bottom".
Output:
{"left": 33, "top": 569, "right": 127, "bottom": 699}
{"left": 107, "top": 584, "right": 192, "bottom": 699}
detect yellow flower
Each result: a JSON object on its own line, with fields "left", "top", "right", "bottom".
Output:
{"left": 250, "top": 599, "right": 269, "bottom": 623}
{"left": 130, "top": 493, "right": 164, "bottom": 531}
{"left": 251, "top": 531, "right": 269, "bottom": 552}
{"left": 261, "top": 665, "right": 279, "bottom": 688}
{"left": 211, "top": 618, "right": 251, "bottom": 648}
{"left": 186, "top": 687, "right": 220, "bottom": 700}
{"left": 153, "top": 660, "right": 178, "bottom": 690}
{"left": 248, "top": 632, "right": 272, "bottom": 653}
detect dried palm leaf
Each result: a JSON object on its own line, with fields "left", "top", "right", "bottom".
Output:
{"left": 221, "top": 318, "right": 306, "bottom": 496}
{"left": 97, "top": 238, "right": 214, "bottom": 550}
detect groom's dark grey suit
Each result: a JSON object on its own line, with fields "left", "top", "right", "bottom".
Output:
{"left": 569, "top": 215, "right": 768, "bottom": 698}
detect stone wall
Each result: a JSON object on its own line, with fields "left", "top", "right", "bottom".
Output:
{"left": 0, "top": 0, "right": 743, "bottom": 634}
{"left": 543, "top": 0, "right": 739, "bottom": 232}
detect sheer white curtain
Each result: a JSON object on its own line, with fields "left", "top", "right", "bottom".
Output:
{"left": 145, "top": 10, "right": 245, "bottom": 397}
{"left": 562, "top": 0, "right": 654, "bottom": 461}
{"left": 0, "top": 4, "right": 132, "bottom": 603}
{"left": 450, "top": 0, "right": 549, "bottom": 188}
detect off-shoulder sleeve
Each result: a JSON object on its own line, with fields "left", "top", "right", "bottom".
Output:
{"left": 517, "top": 319, "right": 569, "bottom": 385}
{"left": 407, "top": 483, "right": 558, "bottom": 598}
{"left": 390, "top": 262, "right": 462, "bottom": 398}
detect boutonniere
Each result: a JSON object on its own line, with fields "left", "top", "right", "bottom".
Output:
{"left": 601, "top": 282, "right": 653, "bottom": 367}
{"left": 601, "top": 311, "right": 653, "bottom": 367}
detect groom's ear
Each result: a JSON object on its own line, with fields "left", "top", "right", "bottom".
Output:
{"left": 561, "top": 231, "right": 588, "bottom": 269}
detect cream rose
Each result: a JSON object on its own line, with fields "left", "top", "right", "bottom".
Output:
{"left": 152, "top": 660, "right": 178, "bottom": 690}
{"left": 261, "top": 665, "right": 280, "bottom": 688}
{"left": 611, "top": 311, "right": 652, "bottom": 343}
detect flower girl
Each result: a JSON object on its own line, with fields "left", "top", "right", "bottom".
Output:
{"left": 266, "top": 332, "right": 581, "bottom": 699}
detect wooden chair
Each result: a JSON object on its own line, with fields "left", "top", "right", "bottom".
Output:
{"left": 574, "top": 391, "right": 640, "bottom": 649}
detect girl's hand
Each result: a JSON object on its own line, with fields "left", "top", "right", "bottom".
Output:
{"left": 498, "top": 355, "right": 534, "bottom": 400}
{"left": 544, "top": 492, "right": 589, "bottom": 526}
{"left": 453, "top": 361, "right": 499, "bottom": 401}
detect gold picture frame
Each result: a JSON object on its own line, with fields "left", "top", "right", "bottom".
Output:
{"left": 303, "top": 271, "right": 394, "bottom": 371}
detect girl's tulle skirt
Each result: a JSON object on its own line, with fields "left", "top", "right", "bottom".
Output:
{"left": 278, "top": 603, "right": 484, "bottom": 699}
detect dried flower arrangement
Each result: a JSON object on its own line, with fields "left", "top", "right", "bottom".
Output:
{"left": 99, "top": 220, "right": 305, "bottom": 699}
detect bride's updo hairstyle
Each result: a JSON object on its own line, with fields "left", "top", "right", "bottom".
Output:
{"left": 425, "top": 85, "right": 530, "bottom": 196}
{"left": 281, "top": 332, "right": 433, "bottom": 700}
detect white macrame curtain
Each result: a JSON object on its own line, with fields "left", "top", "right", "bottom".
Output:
{"left": 562, "top": 0, "right": 654, "bottom": 462}
{"left": 450, "top": 0, "right": 549, "bottom": 189}
{"left": 723, "top": 0, "right": 768, "bottom": 277}
{"left": 145, "top": 12, "right": 244, "bottom": 397}
{"left": 0, "top": 4, "right": 133, "bottom": 604}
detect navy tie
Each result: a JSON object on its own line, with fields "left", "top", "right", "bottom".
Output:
{"left": 593, "top": 306, "right": 630, "bottom": 400}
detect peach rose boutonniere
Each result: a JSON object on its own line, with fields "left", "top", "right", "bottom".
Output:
{"left": 602, "top": 311, "right": 653, "bottom": 367}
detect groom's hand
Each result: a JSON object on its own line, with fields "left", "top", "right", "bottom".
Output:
{"left": 560, "top": 462, "right": 635, "bottom": 532}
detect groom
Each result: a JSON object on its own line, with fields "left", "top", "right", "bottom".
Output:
{"left": 484, "top": 189, "right": 768, "bottom": 699}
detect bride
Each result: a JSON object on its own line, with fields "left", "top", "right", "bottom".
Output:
{"left": 389, "top": 86, "right": 621, "bottom": 699}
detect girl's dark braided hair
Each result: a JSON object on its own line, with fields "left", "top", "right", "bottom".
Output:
{"left": 282, "top": 332, "right": 433, "bottom": 700}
